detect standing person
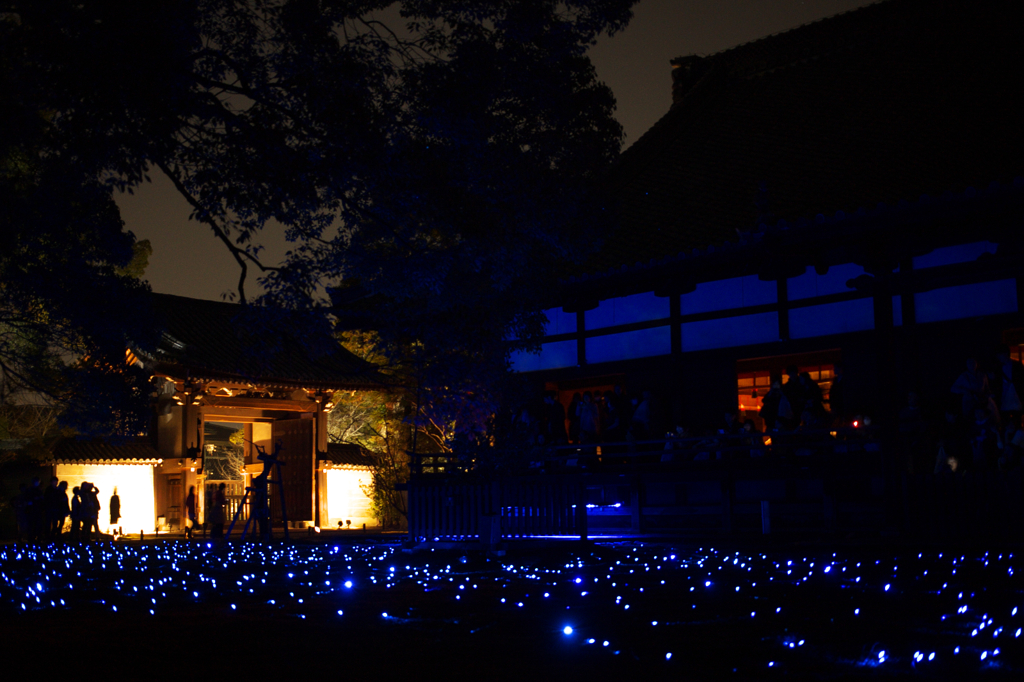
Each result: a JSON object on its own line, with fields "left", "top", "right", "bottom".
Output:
{"left": 567, "top": 392, "right": 582, "bottom": 444}
{"left": 210, "top": 483, "right": 227, "bottom": 538}
{"left": 80, "top": 482, "right": 97, "bottom": 541}
{"left": 800, "top": 372, "right": 826, "bottom": 422}
{"left": 109, "top": 487, "right": 121, "bottom": 536}
{"left": 44, "top": 476, "right": 61, "bottom": 540}
{"left": 577, "top": 391, "right": 599, "bottom": 444}
{"left": 69, "top": 486, "right": 82, "bottom": 541}
{"left": 951, "top": 358, "right": 991, "bottom": 421}
{"left": 604, "top": 386, "right": 630, "bottom": 443}
{"left": 88, "top": 485, "right": 102, "bottom": 539}
{"left": 184, "top": 485, "right": 197, "bottom": 540}
{"left": 55, "top": 481, "right": 70, "bottom": 538}
{"left": 781, "top": 365, "right": 805, "bottom": 430}
{"left": 630, "top": 391, "right": 652, "bottom": 441}
{"left": 760, "top": 380, "right": 783, "bottom": 432}
{"left": 543, "top": 392, "right": 567, "bottom": 446}
{"left": 995, "top": 346, "right": 1024, "bottom": 428}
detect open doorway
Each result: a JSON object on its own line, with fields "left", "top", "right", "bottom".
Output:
{"left": 203, "top": 421, "right": 246, "bottom": 526}
{"left": 736, "top": 349, "right": 841, "bottom": 430}
{"left": 546, "top": 374, "right": 627, "bottom": 443}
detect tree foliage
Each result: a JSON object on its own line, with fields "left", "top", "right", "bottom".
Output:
{"left": 2, "top": 1, "right": 635, "bottom": 440}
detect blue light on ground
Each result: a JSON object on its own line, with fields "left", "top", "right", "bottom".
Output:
{"left": 0, "top": 541, "right": 1021, "bottom": 675}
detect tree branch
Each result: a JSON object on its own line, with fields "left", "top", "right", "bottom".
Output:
{"left": 154, "top": 159, "right": 281, "bottom": 302}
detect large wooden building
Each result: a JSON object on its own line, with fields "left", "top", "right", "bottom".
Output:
{"left": 512, "top": 0, "right": 1024, "bottom": 434}
{"left": 51, "top": 293, "right": 384, "bottom": 534}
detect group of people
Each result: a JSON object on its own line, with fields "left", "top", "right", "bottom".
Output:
{"left": 183, "top": 482, "right": 228, "bottom": 540}
{"left": 927, "top": 347, "right": 1024, "bottom": 475}
{"left": 513, "top": 387, "right": 654, "bottom": 447}
{"left": 511, "top": 344, "right": 1024, "bottom": 474}
{"left": 758, "top": 363, "right": 846, "bottom": 432}
{"left": 13, "top": 476, "right": 122, "bottom": 542}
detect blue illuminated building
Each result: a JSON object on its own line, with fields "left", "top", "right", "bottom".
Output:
{"left": 512, "top": 0, "right": 1024, "bottom": 432}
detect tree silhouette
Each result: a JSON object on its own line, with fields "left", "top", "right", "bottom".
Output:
{"left": 2, "top": 1, "right": 635, "bottom": 437}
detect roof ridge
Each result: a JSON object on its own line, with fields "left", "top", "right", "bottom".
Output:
{"left": 673, "top": 0, "right": 890, "bottom": 74}
{"left": 615, "top": 0, "right": 915, "bottom": 176}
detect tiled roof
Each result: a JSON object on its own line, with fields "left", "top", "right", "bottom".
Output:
{"left": 49, "top": 438, "right": 162, "bottom": 465}
{"left": 322, "top": 442, "right": 374, "bottom": 470}
{"left": 135, "top": 294, "right": 386, "bottom": 389}
{"left": 589, "top": 0, "right": 1024, "bottom": 275}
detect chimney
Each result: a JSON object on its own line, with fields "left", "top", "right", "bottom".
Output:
{"left": 670, "top": 55, "right": 708, "bottom": 107}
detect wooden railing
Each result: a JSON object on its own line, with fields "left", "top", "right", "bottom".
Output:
{"left": 205, "top": 480, "right": 249, "bottom": 524}
{"left": 407, "top": 429, "right": 894, "bottom": 542}
{"left": 408, "top": 475, "right": 586, "bottom": 541}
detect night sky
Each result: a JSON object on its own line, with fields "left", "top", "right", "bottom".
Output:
{"left": 117, "top": 0, "right": 872, "bottom": 302}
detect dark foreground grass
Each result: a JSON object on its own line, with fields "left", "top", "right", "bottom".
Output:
{"left": 2, "top": 538, "right": 1022, "bottom": 679}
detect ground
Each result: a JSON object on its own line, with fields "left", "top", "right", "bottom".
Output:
{"left": 1, "top": 537, "right": 1022, "bottom": 679}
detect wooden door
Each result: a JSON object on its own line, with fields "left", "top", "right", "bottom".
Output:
{"left": 167, "top": 476, "right": 182, "bottom": 529}
{"left": 271, "top": 419, "right": 315, "bottom": 523}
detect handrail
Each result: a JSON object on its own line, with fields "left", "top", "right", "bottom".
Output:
{"left": 407, "top": 426, "right": 882, "bottom": 477}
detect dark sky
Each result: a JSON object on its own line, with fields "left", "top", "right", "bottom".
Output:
{"left": 117, "top": 0, "right": 872, "bottom": 302}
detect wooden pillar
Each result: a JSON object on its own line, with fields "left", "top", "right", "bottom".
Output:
{"left": 872, "top": 271, "right": 897, "bottom": 430}
{"left": 669, "top": 293, "right": 684, "bottom": 427}
{"left": 314, "top": 405, "right": 328, "bottom": 528}
{"left": 777, "top": 278, "right": 790, "bottom": 342}
{"left": 576, "top": 475, "right": 588, "bottom": 542}
{"left": 576, "top": 310, "right": 587, "bottom": 366}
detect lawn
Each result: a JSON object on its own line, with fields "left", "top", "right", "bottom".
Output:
{"left": 1, "top": 538, "right": 1021, "bottom": 679}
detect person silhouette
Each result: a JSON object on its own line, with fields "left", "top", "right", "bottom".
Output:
{"left": 109, "top": 487, "right": 121, "bottom": 536}
{"left": 185, "top": 485, "right": 197, "bottom": 540}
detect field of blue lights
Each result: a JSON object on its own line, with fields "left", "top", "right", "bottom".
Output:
{"left": 2, "top": 539, "right": 1022, "bottom": 678}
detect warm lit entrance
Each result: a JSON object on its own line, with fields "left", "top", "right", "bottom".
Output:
{"left": 55, "top": 463, "right": 157, "bottom": 534}
{"left": 325, "top": 469, "right": 374, "bottom": 530}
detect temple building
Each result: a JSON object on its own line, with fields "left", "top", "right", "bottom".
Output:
{"left": 48, "top": 293, "right": 384, "bottom": 534}
{"left": 512, "top": 0, "right": 1024, "bottom": 433}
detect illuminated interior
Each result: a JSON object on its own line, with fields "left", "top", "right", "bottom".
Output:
{"left": 737, "top": 351, "right": 840, "bottom": 430}
{"left": 55, "top": 463, "right": 156, "bottom": 534}
{"left": 325, "top": 469, "right": 375, "bottom": 530}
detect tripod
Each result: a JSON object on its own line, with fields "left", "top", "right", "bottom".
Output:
{"left": 225, "top": 440, "right": 290, "bottom": 542}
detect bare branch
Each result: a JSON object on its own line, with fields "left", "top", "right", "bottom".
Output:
{"left": 154, "top": 159, "right": 282, "bottom": 302}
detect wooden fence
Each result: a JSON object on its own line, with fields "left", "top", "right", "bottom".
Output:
{"left": 408, "top": 475, "right": 586, "bottom": 541}
{"left": 407, "top": 430, "right": 894, "bottom": 542}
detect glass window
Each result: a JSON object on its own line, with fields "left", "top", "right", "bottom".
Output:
{"left": 915, "top": 279, "right": 1017, "bottom": 323}
{"left": 682, "top": 311, "right": 778, "bottom": 352}
{"left": 789, "top": 298, "right": 874, "bottom": 339}
{"left": 586, "top": 326, "right": 671, "bottom": 364}
{"left": 543, "top": 307, "right": 577, "bottom": 336}
{"left": 788, "top": 263, "right": 866, "bottom": 300}
{"left": 585, "top": 292, "right": 670, "bottom": 330}
{"left": 913, "top": 241, "right": 998, "bottom": 269}
{"left": 681, "top": 275, "right": 776, "bottom": 315}
{"left": 510, "top": 339, "right": 577, "bottom": 372}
